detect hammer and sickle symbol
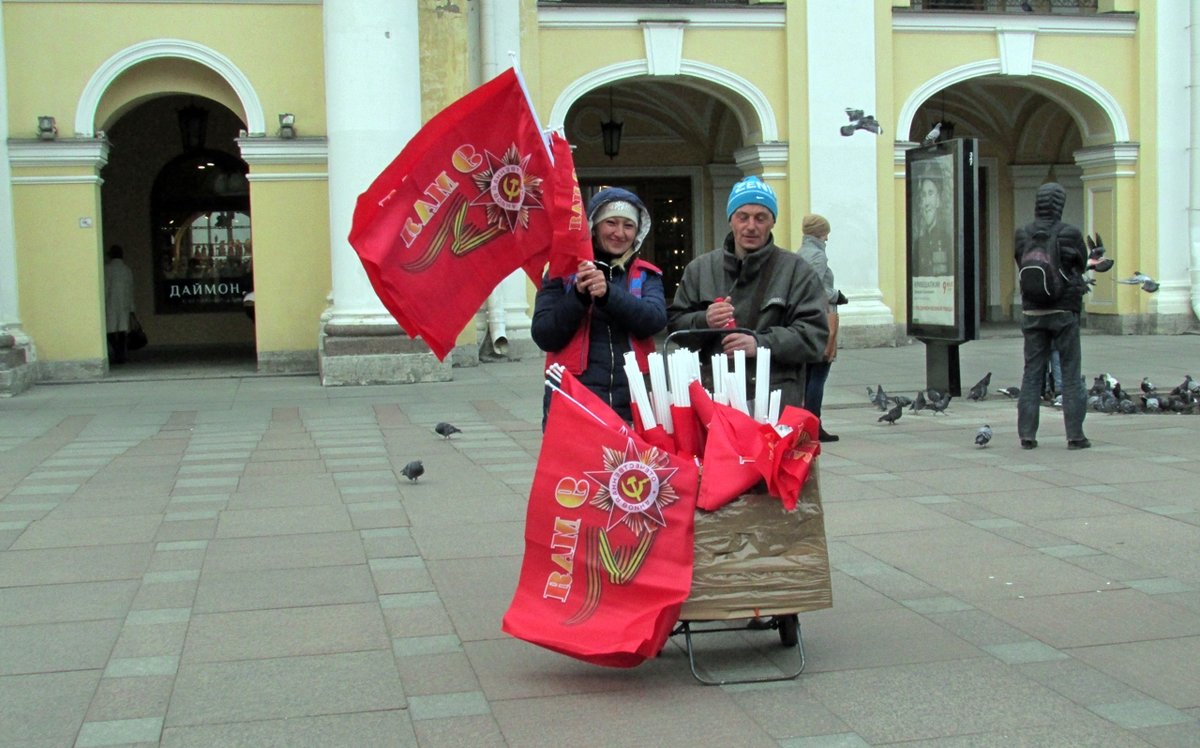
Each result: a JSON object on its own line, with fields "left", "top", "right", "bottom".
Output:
{"left": 501, "top": 174, "right": 522, "bottom": 202}
{"left": 621, "top": 474, "right": 650, "bottom": 502}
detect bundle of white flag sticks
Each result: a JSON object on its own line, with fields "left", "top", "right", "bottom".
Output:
{"left": 622, "top": 346, "right": 781, "bottom": 435}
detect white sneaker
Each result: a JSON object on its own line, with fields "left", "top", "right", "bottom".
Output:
{"left": 1053, "top": 394, "right": 1063, "bottom": 407}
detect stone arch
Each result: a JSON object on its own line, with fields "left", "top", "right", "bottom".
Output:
{"left": 547, "top": 59, "right": 779, "bottom": 145}
{"left": 76, "top": 39, "right": 265, "bottom": 137}
{"left": 897, "top": 59, "right": 1129, "bottom": 146}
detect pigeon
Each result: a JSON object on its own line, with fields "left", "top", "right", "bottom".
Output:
{"left": 1085, "top": 235, "right": 1113, "bottom": 272}
{"left": 926, "top": 387, "right": 945, "bottom": 402}
{"left": 928, "top": 393, "right": 952, "bottom": 415}
{"left": 878, "top": 404, "right": 903, "bottom": 425}
{"left": 400, "top": 460, "right": 425, "bottom": 482}
{"left": 1111, "top": 381, "right": 1128, "bottom": 402}
{"left": 1118, "top": 272, "right": 1159, "bottom": 293}
{"left": 909, "top": 390, "right": 927, "bottom": 413}
{"left": 434, "top": 422, "right": 462, "bottom": 439}
{"left": 968, "top": 372, "right": 992, "bottom": 401}
{"left": 998, "top": 386, "right": 1020, "bottom": 399}
{"left": 1170, "top": 376, "right": 1195, "bottom": 397}
{"left": 1142, "top": 395, "right": 1161, "bottom": 412}
{"left": 888, "top": 394, "right": 914, "bottom": 408}
{"left": 871, "top": 384, "right": 890, "bottom": 411}
{"left": 1141, "top": 377, "right": 1155, "bottom": 394}
{"left": 1119, "top": 399, "right": 1138, "bottom": 414}
{"left": 975, "top": 424, "right": 992, "bottom": 448}
{"left": 922, "top": 122, "right": 942, "bottom": 146}
{"left": 841, "top": 108, "right": 883, "bottom": 137}
{"left": 1020, "top": 1, "right": 1034, "bottom": 11}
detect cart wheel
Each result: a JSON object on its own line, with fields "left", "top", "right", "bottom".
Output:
{"left": 778, "top": 615, "right": 799, "bottom": 647}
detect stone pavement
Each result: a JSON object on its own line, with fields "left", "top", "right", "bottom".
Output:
{"left": 1, "top": 333, "right": 1199, "bottom": 747}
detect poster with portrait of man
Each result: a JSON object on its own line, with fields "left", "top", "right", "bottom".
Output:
{"left": 905, "top": 138, "right": 979, "bottom": 343}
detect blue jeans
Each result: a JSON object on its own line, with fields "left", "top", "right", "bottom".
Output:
{"left": 1018, "top": 312, "right": 1086, "bottom": 442}
{"left": 805, "top": 360, "right": 832, "bottom": 419}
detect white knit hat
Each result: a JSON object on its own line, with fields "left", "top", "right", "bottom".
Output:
{"left": 592, "top": 200, "right": 640, "bottom": 225}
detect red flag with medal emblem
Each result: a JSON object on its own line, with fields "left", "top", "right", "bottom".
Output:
{"left": 349, "top": 68, "right": 558, "bottom": 361}
{"left": 503, "top": 370, "right": 700, "bottom": 667}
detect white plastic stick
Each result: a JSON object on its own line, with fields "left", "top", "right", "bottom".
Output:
{"left": 711, "top": 353, "right": 727, "bottom": 404}
{"left": 733, "top": 349, "right": 747, "bottom": 412}
{"left": 648, "top": 352, "right": 674, "bottom": 433}
{"left": 624, "top": 352, "right": 656, "bottom": 430}
{"left": 754, "top": 347, "right": 771, "bottom": 422}
{"left": 725, "top": 371, "right": 748, "bottom": 414}
{"left": 768, "top": 389, "right": 781, "bottom": 425}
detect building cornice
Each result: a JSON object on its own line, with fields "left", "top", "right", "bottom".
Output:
{"left": 538, "top": 4, "right": 784, "bottom": 30}
{"left": 7, "top": 138, "right": 110, "bottom": 169}
{"left": 892, "top": 11, "right": 1136, "bottom": 36}
{"left": 237, "top": 136, "right": 328, "bottom": 166}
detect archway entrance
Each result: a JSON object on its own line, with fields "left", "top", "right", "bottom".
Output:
{"left": 908, "top": 78, "right": 1088, "bottom": 325}
{"left": 100, "top": 94, "right": 256, "bottom": 376}
{"left": 566, "top": 78, "right": 747, "bottom": 301}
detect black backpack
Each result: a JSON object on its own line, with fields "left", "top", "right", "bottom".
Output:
{"left": 1018, "top": 224, "right": 1067, "bottom": 304}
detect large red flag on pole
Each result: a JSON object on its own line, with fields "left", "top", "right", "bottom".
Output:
{"left": 348, "top": 68, "right": 565, "bottom": 360}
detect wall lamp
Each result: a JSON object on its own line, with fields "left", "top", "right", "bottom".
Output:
{"left": 278, "top": 113, "right": 296, "bottom": 139}
{"left": 600, "top": 88, "right": 622, "bottom": 159}
{"left": 37, "top": 115, "right": 57, "bottom": 141}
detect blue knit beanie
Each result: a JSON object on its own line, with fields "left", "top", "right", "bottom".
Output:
{"left": 726, "top": 176, "right": 778, "bottom": 220}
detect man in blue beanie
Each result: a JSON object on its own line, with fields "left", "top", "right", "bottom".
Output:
{"left": 668, "top": 176, "right": 828, "bottom": 411}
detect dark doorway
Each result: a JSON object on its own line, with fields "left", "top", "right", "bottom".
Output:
{"left": 581, "top": 177, "right": 692, "bottom": 301}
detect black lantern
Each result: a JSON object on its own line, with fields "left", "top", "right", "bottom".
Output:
{"left": 177, "top": 104, "right": 208, "bottom": 152}
{"left": 600, "top": 87, "right": 622, "bottom": 159}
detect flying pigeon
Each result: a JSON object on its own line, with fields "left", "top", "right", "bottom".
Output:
{"left": 975, "top": 424, "right": 992, "bottom": 448}
{"left": 998, "top": 386, "right": 1020, "bottom": 399}
{"left": 968, "top": 372, "right": 992, "bottom": 401}
{"left": 1118, "top": 272, "right": 1159, "bottom": 293}
{"left": 922, "top": 122, "right": 942, "bottom": 146}
{"left": 928, "top": 393, "right": 953, "bottom": 415}
{"left": 434, "top": 422, "right": 462, "bottom": 439}
{"left": 878, "top": 404, "right": 903, "bottom": 425}
{"left": 841, "top": 108, "right": 882, "bottom": 137}
{"left": 909, "top": 390, "right": 928, "bottom": 413}
{"left": 400, "top": 460, "right": 425, "bottom": 482}
{"left": 1084, "top": 235, "right": 1113, "bottom": 272}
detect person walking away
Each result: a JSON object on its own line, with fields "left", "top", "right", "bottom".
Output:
{"left": 1014, "top": 182, "right": 1090, "bottom": 449}
{"left": 531, "top": 187, "right": 667, "bottom": 427}
{"left": 667, "top": 176, "right": 828, "bottom": 410}
{"left": 104, "top": 244, "right": 136, "bottom": 364}
{"left": 797, "top": 214, "right": 840, "bottom": 442}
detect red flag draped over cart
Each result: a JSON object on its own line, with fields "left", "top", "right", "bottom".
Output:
{"left": 349, "top": 68, "right": 582, "bottom": 361}
{"left": 503, "top": 370, "right": 700, "bottom": 667}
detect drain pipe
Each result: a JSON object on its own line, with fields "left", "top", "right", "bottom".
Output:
{"left": 1191, "top": 0, "right": 1200, "bottom": 321}
{"left": 479, "top": 0, "right": 516, "bottom": 357}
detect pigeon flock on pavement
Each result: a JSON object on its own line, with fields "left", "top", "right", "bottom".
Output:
{"left": 860, "top": 370, "right": 1200, "bottom": 444}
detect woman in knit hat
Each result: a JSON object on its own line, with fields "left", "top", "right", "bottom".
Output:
{"left": 531, "top": 187, "right": 667, "bottom": 426}
{"left": 798, "top": 214, "right": 840, "bottom": 442}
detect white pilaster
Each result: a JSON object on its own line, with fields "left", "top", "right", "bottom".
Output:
{"left": 479, "top": 0, "right": 532, "bottom": 359}
{"left": 1155, "top": 1, "right": 1194, "bottom": 324}
{"left": 0, "top": 6, "right": 36, "bottom": 392}
{"left": 807, "top": 0, "right": 894, "bottom": 341}
{"left": 322, "top": 0, "right": 419, "bottom": 326}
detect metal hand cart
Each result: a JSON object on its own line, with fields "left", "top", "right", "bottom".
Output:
{"left": 662, "top": 330, "right": 833, "bottom": 685}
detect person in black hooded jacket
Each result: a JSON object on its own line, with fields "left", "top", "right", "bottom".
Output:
{"left": 532, "top": 187, "right": 667, "bottom": 426}
{"left": 1013, "top": 182, "right": 1090, "bottom": 450}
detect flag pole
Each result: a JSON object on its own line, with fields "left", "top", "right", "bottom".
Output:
{"left": 508, "top": 52, "right": 554, "bottom": 162}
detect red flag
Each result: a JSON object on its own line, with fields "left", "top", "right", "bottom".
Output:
{"left": 756, "top": 406, "right": 821, "bottom": 511}
{"left": 527, "top": 131, "right": 593, "bottom": 281}
{"left": 503, "top": 372, "right": 699, "bottom": 667}
{"left": 349, "top": 68, "right": 557, "bottom": 360}
{"left": 688, "top": 382, "right": 762, "bottom": 511}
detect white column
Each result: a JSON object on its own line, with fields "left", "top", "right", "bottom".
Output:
{"left": 806, "top": 0, "right": 894, "bottom": 341}
{"left": 0, "top": 6, "right": 25, "bottom": 338}
{"left": 322, "top": 0, "right": 419, "bottom": 327}
{"left": 479, "top": 0, "right": 531, "bottom": 357}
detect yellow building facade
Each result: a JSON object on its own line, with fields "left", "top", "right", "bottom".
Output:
{"left": 0, "top": 0, "right": 1190, "bottom": 394}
